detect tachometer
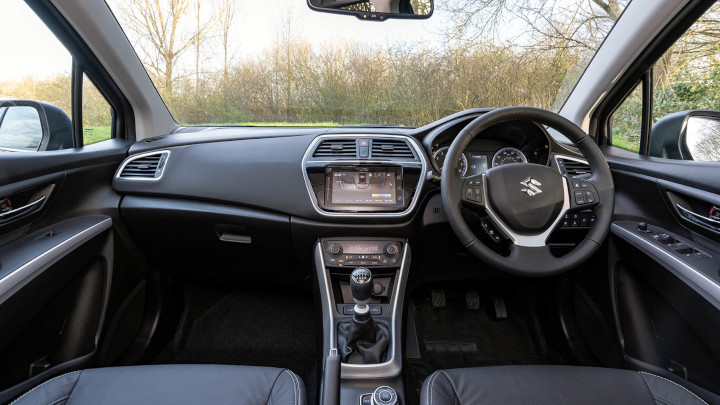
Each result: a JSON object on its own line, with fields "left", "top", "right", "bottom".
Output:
{"left": 433, "top": 146, "right": 467, "bottom": 176}
{"left": 492, "top": 147, "right": 527, "bottom": 167}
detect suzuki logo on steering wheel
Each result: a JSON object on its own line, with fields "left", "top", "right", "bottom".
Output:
{"left": 520, "top": 177, "right": 542, "bottom": 197}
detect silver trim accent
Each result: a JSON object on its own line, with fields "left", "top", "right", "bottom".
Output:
{"left": 0, "top": 218, "right": 112, "bottom": 306}
{"left": 676, "top": 203, "right": 720, "bottom": 226}
{"left": 301, "top": 134, "right": 427, "bottom": 217}
{"left": 553, "top": 154, "right": 590, "bottom": 175}
{"left": 0, "top": 195, "right": 46, "bottom": 219}
{"left": 611, "top": 223, "right": 720, "bottom": 311}
{"left": 483, "top": 174, "right": 571, "bottom": 247}
{"left": 314, "top": 241, "right": 410, "bottom": 379}
{"left": 114, "top": 150, "right": 171, "bottom": 181}
{"left": 372, "top": 386, "right": 398, "bottom": 405}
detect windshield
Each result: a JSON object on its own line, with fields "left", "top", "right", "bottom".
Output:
{"left": 106, "top": 0, "right": 630, "bottom": 127}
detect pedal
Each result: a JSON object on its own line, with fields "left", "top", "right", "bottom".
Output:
{"left": 492, "top": 294, "right": 507, "bottom": 319}
{"left": 465, "top": 291, "right": 480, "bottom": 310}
{"left": 430, "top": 289, "right": 446, "bottom": 308}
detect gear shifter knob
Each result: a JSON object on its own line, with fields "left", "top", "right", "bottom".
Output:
{"left": 350, "top": 268, "right": 373, "bottom": 315}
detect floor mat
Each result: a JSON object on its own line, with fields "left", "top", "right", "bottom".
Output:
{"left": 153, "top": 281, "right": 318, "bottom": 402}
{"left": 404, "top": 282, "right": 566, "bottom": 404}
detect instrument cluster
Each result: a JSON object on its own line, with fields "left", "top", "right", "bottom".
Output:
{"left": 426, "top": 118, "right": 551, "bottom": 176}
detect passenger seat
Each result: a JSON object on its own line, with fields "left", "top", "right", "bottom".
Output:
{"left": 10, "top": 364, "right": 305, "bottom": 405}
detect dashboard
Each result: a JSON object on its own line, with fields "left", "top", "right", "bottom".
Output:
{"left": 113, "top": 109, "right": 580, "bottom": 224}
{"left": 425, "top": 119, "right": 551, "bottom": 177}
{"left": 110, "top": 108, "right": 590, "bottom": 283}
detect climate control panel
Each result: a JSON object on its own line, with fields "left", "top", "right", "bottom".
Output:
{"left": 321, "top": 239, "right": 403, "bottom": 268}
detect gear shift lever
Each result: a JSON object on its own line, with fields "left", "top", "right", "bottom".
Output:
{"left": 338, "top": 268, "right": 390, "bottom": 364}
{"left": 350, "top": 268, "right": 373, "bottom": 318}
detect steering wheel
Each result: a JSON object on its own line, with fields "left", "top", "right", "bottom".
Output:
{"left": 440, "top": 107, "right": 614, "bottom": 276}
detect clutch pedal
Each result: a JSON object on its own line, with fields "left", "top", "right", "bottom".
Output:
{"left": 430, "top": 289, "right": 446, "bottom": 308}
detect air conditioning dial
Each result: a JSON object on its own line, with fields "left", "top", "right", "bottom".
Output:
{"left": 384, "top": 243, "right": 399, "bottom": 256}
{"left": 329, "top": 243, "right": 343, "bottom": 255}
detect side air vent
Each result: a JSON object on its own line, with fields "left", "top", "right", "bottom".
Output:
{"left": 313, "top": 139, "right": 357, "bottom": 157}
{"left": 118, "top": 151, "right": 170, "bottom": 180}
{"left": 556, "top": 156, "right": 591, "bottom": 177}
{"left": 371, "top": 139, "right": 415, "bottom": 159}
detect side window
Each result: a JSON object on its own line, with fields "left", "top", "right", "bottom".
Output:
{"left": 0, "top": 1, "right": 72, "bottom": 151}
{"left": 0, "top": 1, "right": 114, "bottom": 152}
{"left": 83, "top": 74, "right": 113, "bottom": 146}
{"left": 610, "top": 83, "right": 643, "bottom": 153}
{"left": 648, "top": 2, "right": 720, "bottom": 162}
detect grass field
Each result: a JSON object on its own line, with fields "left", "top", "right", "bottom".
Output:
{"left": 82, "top": 122, "right": 353, "bottom": 146}
{"left": 83, "top": 126, "right": 112, "bottom": 145}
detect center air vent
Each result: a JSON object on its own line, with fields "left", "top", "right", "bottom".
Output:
{"left": 556, "top": 156, "right": 591, "bottom": 177}
{"left": 118, "top": 151, "right": 170, "bottom": 180}
{"left": 371, "top": 139, "right": 414, "bottom": 159}
{"left": 313, "top": 139, "right": 357, "bottom": 157}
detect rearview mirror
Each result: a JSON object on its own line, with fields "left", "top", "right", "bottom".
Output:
{"left": 650, "top": 110, "right": 720, "bottom": 162}
{"left": 307, "top": 0, "right": 433, "bottom": 20}
{"left": 0, "top": 100, "right": 73, "bottom": 152}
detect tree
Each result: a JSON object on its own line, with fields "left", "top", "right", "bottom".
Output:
{"left": 119, "top": 0, "right": 214, "bottom": 94}
{"left": 444, "top": 0, "right": 627, "bottom": 52}
{"left": 217, "top": 0, "right": 237, "bottom": 83}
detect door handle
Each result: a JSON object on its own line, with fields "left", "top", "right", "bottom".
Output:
{"left": 0, "top": 195, "right": 46, "bottom": 221}
{"left": 676, "top": 203, "right": 720, "bottom": 233}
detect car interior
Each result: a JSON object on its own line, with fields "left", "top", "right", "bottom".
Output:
{"left": 1, "top": 0, "right": 720, "bottom": 404}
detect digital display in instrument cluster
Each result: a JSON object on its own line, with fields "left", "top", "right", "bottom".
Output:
{"left": 467, "top": 154, "right": 489, "bottom": 176}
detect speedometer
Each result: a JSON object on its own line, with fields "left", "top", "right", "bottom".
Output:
{"left": 492, "top": 147, "right": 527, "bottom": 167}
{"left": 433, "top": 146, "right": 467, "bottom": 176}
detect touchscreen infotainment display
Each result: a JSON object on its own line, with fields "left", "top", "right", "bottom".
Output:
{"left": 325, "top": 167, "right": 403, "bottom": 206}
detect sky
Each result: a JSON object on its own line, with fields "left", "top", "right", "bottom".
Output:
{"left": 0, "top": 0, "right": 453, "bottom": 82}
{"left": 0, "top": 1, "right": 73, "bottom": 81}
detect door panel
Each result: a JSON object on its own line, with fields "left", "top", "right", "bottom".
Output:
{"left": 0, "top": 216, "right": 111, "bottom": 388}
{"left": 603, "top": 145, "right": 720, "bottom": 399}
{"left": 0, "top": 141, "right": 140, "bottom": 401}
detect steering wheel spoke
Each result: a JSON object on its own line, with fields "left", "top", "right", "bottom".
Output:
{"left": 461, "top": 173, "right": 485, "bottom": 209}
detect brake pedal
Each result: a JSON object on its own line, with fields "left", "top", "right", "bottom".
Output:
{"left": 465, "top": 291, "right": 480, "bottom": 310}
{"left": 492, "top": 294, "right": 507, "bottom": 319}
{"left": 431, "top": 289, "right": 446, "bottom": 308}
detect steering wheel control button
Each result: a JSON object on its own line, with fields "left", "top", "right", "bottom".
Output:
{"left": 481, "top": 218, "right": 504, "bottom": 243}
{"left": 574, "top": 191, "right": 585, "bottom": 205}
{"left": 465, "top": 187, "right": 473, "bottom": 200}
{"left": 373, "top": 386, "right": 398, "bottom": 405}
{"left": 584, "top": 191, "right": 595, "bottom": 204}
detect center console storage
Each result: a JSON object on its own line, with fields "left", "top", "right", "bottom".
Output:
{"left": 314, "top": 237, "right": 410, "bottom": 404}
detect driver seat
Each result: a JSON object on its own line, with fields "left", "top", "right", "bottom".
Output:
{"left": 420, "top": 366, "right": 709, "bottom": 405}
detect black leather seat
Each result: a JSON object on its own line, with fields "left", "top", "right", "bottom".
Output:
{"left": 11, "top": 364, "right": 305, "bottom": 405}
{"left": 421, "top": 365, "right": 708, "bottom": 405}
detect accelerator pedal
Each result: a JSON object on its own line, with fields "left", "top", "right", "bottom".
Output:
{"left": 492, "top": 294, "right": 507, "bottom": 319}
{"left": 430, "top": 289, "right": 446, "bottom": 308}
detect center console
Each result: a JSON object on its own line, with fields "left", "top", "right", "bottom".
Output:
{"left": 314, "top": 237, "right": 410, "bottom": 404}
{"left": 302, "top": 134, "right": 427, "bottom": 217}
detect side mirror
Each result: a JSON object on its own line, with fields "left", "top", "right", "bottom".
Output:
{"left": 307, "top": 0, "right": 433, "bottom": 20}
{"left": 0, "top": 100, "right": 73, "bottom": 152}
{"left": 650, "top": 110, "right": 720, "bottom": 162}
